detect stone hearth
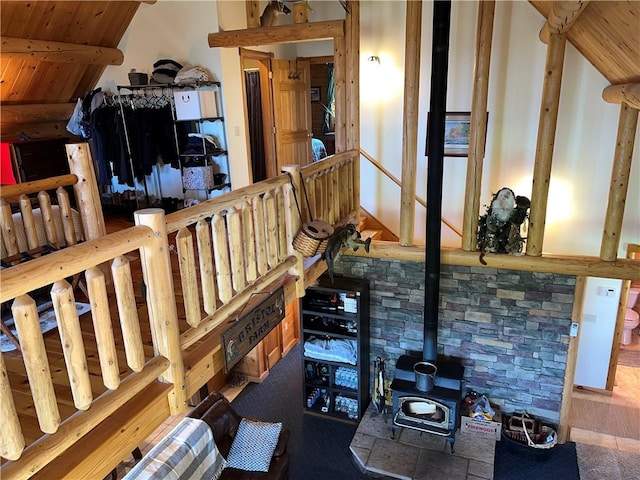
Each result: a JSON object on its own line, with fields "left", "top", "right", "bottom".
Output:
{"left": 350, "top": 404, "right": 495, "bottom": 480}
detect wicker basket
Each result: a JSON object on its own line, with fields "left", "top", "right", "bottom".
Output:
{"left": 292, "top": 220, "right": 334, "bottom": 257}
{"left": 503, "top": 413, "right": 557, "bottom": 449}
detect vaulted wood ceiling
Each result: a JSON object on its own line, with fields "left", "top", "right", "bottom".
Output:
{"left": 0, "top": 1, "right": 142, "bottom": 141}
{"left": 0, "top": 1, "right": 638, "bottom": 143}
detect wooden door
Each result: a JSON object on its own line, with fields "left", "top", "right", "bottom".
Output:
{"left": 263, "top": 327, "right": 282, "bottom": 370}
{"left": 272, "top": 59, "right": 313, "bottom": 171}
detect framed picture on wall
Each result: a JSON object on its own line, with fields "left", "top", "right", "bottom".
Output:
{"left": 425, "top": 111, "right": 488, "bottom": 157}
{"left": 310, "top": 87, "right": 321, "bottom": 102}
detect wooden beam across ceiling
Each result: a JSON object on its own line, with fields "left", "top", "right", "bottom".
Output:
{"left": 0, "top": 36, "right": 124, "bottom": 65}
{"left": 208, "top": 20, "right": 344, "bottom": 48}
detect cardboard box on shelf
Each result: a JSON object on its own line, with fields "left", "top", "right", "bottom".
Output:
{"left": 174, "top": 89, "right": 218, "bottom": 120}
{"left": 460, "top": 404, "right": 502, "bottom": 441}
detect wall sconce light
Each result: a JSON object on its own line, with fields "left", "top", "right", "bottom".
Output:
{"left": 367, "top": 55, "right": 380, "bottom": 64}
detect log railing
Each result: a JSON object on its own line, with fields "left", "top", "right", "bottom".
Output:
{"left": 163, "top": 152, "right": 359, "bottom": 354}
{"left": 290, "top": 150, "right": 360, "bottom": 227}
{"left": 0, "top": 210, "right": 184, "bottom": 479}
{"left": 164, "top": 174, "right": 304, "bottom": 355}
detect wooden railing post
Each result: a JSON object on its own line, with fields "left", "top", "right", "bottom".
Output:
{"left": 65, "top": 143, "right": 106, "bottom": 242}
{"left": 281, "top": 165, "right": 305, "bottom": 297}
{"left": 134, "top": 208, "right": 187, "bottom": 415}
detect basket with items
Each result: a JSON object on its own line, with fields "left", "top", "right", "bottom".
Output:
{"left": 501, "top": 411, "right": 558, "bottom": 459}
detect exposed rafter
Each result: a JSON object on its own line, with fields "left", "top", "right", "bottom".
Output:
{"left": 207, "top": 20, "right": 344, "bottom": 48}
{"left": 0, "top": 36, "right": 124, "bottom": 65}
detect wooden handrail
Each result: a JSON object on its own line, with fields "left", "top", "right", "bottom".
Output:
{"left": 359, "top": 148, "right": 463, "bottom": 237}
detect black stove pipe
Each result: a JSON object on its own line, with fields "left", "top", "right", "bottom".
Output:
{"left": 423, "top": 1, "right": 452, "bottom": 363}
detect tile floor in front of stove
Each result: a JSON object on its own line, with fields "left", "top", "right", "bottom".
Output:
{"left": 350, "top": 404, "right": 494, "bottom": 480}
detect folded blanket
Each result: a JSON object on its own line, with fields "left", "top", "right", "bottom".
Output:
{"left": 304, "top": 336, "right": 357, "bottom": 365}
{"left": 123, "top": 417, "right": 225, "bottom": 480}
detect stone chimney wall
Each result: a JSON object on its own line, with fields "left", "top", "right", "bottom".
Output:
{"left": 331, "top": 256, "right": 575, "bottom": 423}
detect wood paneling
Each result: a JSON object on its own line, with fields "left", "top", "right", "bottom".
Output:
{"left": 529, "top": 1, "right": 640, "bottom": 84}
{"left": 0, "top": 1, "right": 141, "bottom": 139}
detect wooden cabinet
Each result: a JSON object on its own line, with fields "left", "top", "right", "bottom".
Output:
{"left": 10, "top": 137, "right": 70, "bottom": 183}
{"left": 232, "top": 299, "right": 300, "bottom": 383}
{"left": 301, "top": 274, "right": 370, "bottom": 423}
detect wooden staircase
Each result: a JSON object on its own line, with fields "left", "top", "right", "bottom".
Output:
{"left": 357, "top": 207, "right": 398, "bottom": 242}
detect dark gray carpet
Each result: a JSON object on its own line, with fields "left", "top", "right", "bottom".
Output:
{"left": 231, "top": 343, "right": 367, "bottom": 479}
{"left": 495, "top": 436, "right": 580, "bottom": 480}
{"left": 231, "top": 343, "right": 582, "bottom": 479}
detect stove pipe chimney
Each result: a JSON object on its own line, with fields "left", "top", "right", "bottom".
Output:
{"left": 423, "top": 1, "right": 452, "bottom": 363}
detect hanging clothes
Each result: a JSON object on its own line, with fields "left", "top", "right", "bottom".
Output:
{"left": 89, "top": 93, "right": 185, "bottom": 187}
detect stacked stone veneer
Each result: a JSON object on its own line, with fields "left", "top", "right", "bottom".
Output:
{"left": 331, "top": 256, "right": 576, "bottom": 423}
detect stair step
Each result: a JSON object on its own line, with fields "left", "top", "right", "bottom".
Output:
{"left": 359, "top": 229, "right": 383, "bottom": 240}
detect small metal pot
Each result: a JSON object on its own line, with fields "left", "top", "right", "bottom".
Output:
{"left": 414, "top": 361, "right": 437, "bottom": 392}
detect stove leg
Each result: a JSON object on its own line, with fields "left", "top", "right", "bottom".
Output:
{"left": 448, "top": 437, "right": 455, "bottom": 454}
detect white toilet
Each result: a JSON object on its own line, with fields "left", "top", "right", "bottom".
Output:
{"left": 622, "top": 286, "right": 640, "bottom": 346}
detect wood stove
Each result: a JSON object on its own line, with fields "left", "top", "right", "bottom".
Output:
{"left": 390, "top": 355, "right": 464, "bottom": 453}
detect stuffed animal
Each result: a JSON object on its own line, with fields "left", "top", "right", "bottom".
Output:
{"left": 477, "top": 187, "right": 530, "bottom": 265}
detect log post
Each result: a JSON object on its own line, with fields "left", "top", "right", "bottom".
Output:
{"left": 176, "top": 228, "right": 202, "bottom": 328}
{"left": 600, "top": 103, "right": 638, "bottom": 260}
{"left": 246, "top": 1, "right": 260, "bottom": 28}
{"left": 57, "top": 187, "right": 78, "bottom": 246}
{"left": 0, "top": 352, "right": 25, "bottom": 461}
{"left": 66, "top": 143, "right": 106, "bottom": 242}
{"left": 12, "top": 295, "right": 60, "bottom": 434}
{"left": 212, "top": 213, "right": 233, "bottom": 304}
{"left": 334, "top": 33, "right": 347, "bottom": 153}
{"left": 399, "top": 0, "right": 422, "bottom": 246}
{"left": 196, "top": 220, "right": 217, "bottom": 315}
{"left": 1, "top": 198, "right": 20, "bottom": 257}
{"left": 557, "top": 275, "right": 586, "bottom": 443}
{"left": 227, "top": 206, "right": 247, "bottom": 293}
{"left": 293, "top": 2, "right": 308, "bottom": 23}
{"left": 51, "top": 280, "right": 92, "bottom": 410}
{"left": 134, "top": 208, "right": 187, "bottom": 415}
{"left": 19, "top": 194, "right": 39, "bottom": 250}
{"left": 462, "top": 0, "right": 495, "bottom": 252}
{"left": 282, "top": 165, "right": 304, "bottom": 296}
{"left": 526, "top": 33, "right": 566, "bottom": 257}
{"left": 85, "top": 266, "right": 120, "bottom": 390}
{"left": 343, "top": 1, "right": 359, "bottom": 152}
{"left": 111, "top": 256, "right": 145, "bottom": 372}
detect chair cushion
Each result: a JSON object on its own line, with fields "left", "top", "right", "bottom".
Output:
{"left": 225, "top": 418, "right": 282, "bottom": 472}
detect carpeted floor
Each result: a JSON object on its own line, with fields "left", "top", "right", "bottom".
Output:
{"left": 617, "top": 348, "right": 640, "bottom": 367}
{"left": 576, "top": 443, "right": 640, "bottom": 480}
{"left": 570, "top": 397, "right": 640, "bottom": 440}
{"left": 495, "top": 438, "right": 580, "bottom": 480}
{"left": 230, "top": 343, "right": 588, "bottom": 479}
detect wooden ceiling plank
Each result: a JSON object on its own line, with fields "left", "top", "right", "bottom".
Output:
{"left": 208, "top": 20, "right": 344, "bottom": 48}
{"left": 1, "top": 37, "right": 124, "bottom": 65}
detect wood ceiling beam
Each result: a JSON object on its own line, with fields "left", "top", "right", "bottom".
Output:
{"left": 346, "top": 243, "right": 640, "bottom": 281}
{"left": 207, "top": 20, "right": 344, "bottom": 48}
{"left": 603, "top": 83, "right": 640, "bottom": 109}
{"left": 1, "top": 103, "right": 75, "bottom": 125}
{"left": 0, "top": 36, "right": 124, "bottom": 65}
{"left": 539, "top": 1, "right": 590, "bottom": 44}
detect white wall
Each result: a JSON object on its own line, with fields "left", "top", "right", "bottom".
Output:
{"left": 98, "top": 0, "right": 639, "bottom": 258}
{"left": 360, "top": 0, "right": 639, "bottom": 257}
